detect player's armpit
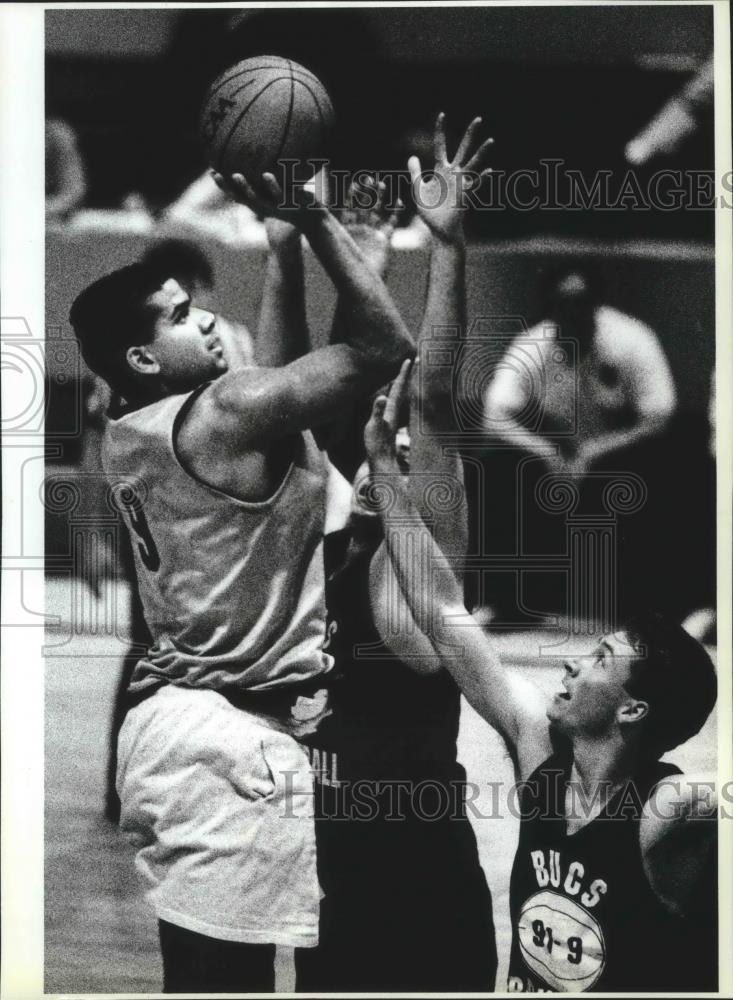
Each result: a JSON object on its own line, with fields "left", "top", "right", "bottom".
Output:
{"left": 509, "top": 675, "right": 557, "bottom": 781}
{"left": 437, "top": 615, "right": 552, "bottom": 768}
{"left": 640, "top": 775, "right": 718, "bottom": 917}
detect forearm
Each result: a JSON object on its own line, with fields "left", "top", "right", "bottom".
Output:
{"left": 370, "top": 459, "right": 465, "bottom": 631}
{"left": 328, "top": 241, "right": 389, "bottom": 349}
{"left": 256, "top": 233, "right": 310, "bottom": 367}
{"left": 301, "top": 212, "right": 414, "bottom": 368}
{"left": 422, "top": 237, "right": 466, "bottom": 337}
{"left": 416, "top": 236, "right": 466, "bottom": 418}
{"left": 371, "top": 456, "right": 521, "bottom": 732}
{"left": 409, "top": 234, "right": 469, "bottom": 559}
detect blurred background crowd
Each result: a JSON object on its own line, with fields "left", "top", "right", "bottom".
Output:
{"left": 46, "top": 5, "right": 716, "bottom": 636}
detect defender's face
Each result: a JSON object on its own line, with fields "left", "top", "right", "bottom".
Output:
{"left": 144, "top": 279, "right": 227, "bottom": 390}
{"left": 547, "top": 632, "right": 639, "bottom": 737}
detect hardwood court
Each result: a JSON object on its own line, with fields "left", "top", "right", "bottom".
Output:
{"left": 45, "top": 578, "right": 717, "bottom": 994}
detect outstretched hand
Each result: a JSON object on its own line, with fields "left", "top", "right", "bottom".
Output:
{"left": 340, "top": 174, "right": 403, "bottom": 278}
{"left": 364, "top": 358, "right": 414, "bottom": 472}
{"left": 211, "top": 168, "right": 327, "bottom": 225}
{"left": 408, "top": 112, "right": 493, "bottom": 244}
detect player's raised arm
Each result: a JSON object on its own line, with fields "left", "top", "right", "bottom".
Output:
{"left": 407, "top": 112, "right": 493, "bottom": 551}
{"left": 254, "top": 217, "right": 311, "bottom": 368}
{"left": 365, "top": 364, "right": 552, "bottom": 774}
{"left": 313, "top": 175, "right": 403, "bottom": 476}
{"left": 369, "top": 114, "right": 493, "bottom": 668}
{"left": 191, "top": 170, "right": 414, "bottom": 448}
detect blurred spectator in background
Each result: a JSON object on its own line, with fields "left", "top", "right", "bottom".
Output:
{"left": 625, "top": 53, "right": 714, "bottom": 166}
{"left": 164, "top": 172, "right": 266, "bottom": 246}
{"left": 140, "top": 239, "right": 255, "bottom": 368}
{"left": 484, "top": 265, "right": 677, "bottom": 477}
{"left": 46, "top": 117, "right": 87, "bottom": 220}
{"left": 479, "top": 265, "right": 677, "bottom": 624}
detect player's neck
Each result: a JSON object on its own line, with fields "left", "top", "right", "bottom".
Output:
{"left": 565, "top": 736, "right": 638, "bottom": 833}
{"left": 570, "top": 732, "right": 635, "bottom": 795}
{"left": 125, "top": 380, "right": 169, "bottom": 410}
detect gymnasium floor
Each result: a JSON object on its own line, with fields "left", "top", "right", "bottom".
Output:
{"left": 44, "top": 577, "right": 717, "bottom": 995}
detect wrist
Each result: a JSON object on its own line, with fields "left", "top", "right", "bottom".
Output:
{"left": 270, "top": 230, "right": 302, "bottom": 259}
{"left": 291, "top": 202, "right": 330, "bottom": 234}
{"left": 431, "top": 228, "right": 466, "bottom": 251}
{"left": 367, "top": 456, "right": 400, "bottom": 479}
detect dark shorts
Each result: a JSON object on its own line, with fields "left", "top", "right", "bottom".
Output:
{"left": 296, "top": 791, "right": 497, "bottom": 992}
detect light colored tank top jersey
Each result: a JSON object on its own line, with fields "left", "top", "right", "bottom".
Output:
{"left": 102, "top": 386, "right": 332, "bottom": 693}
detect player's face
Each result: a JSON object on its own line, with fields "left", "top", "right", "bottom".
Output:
{"left": 547, "top": 632, "right": 639, "bottom": 738}
{"left": 144, "top": 279, "right": 228, "bottom": 390}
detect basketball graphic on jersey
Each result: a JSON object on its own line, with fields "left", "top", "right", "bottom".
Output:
{"left": 517, "top": 890, "right": 606, "bottom": 991}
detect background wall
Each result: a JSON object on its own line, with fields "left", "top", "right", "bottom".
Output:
{"left": 45, "top": 5, "right": 715, "bottom": 236}
{"left": 46, "top": 232, "right": 714, "bottom": 414}
{"left": 45, "top": 7, "right": 712, "bottom": 64}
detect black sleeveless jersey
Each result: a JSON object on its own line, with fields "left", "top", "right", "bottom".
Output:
{"left": 507, "top": 742, "right": 715, "bottom": 992}
{"left": 303, "top": 525, "right": 464, "bottom": 807}
{"left": 295, "top": 524, "right": 496, "bottom": 993}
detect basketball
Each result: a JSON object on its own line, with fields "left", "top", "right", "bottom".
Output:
{"left": 200, "top": 56, "right": 335, "bottom": 180}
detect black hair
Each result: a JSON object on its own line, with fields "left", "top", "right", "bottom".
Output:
{"left": 538, "top": 261, "right": 605, "bottom": 309}
{"left": 140, "top": 239, "right": 214, "bottom": 294}
{"left": 69, "top": 264, "right": 164, "bottom": 397}
{"left": 623, "top": 611, "right": 717, "bottom": 757}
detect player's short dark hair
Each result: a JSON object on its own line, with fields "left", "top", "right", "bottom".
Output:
{"left": 69, "top": 264, "right": 164, "bottom": 396}
{"left": 539, "top": 260, "right": 604, "bottom": 302}
{"left": 140, "top": 239, "right": 214, "bottom": 294}
{"left": 622, "top": 611, "right": 717, "bottom": 757}
{"left": 538, "top": 262, "right": 604, "bottom": 316}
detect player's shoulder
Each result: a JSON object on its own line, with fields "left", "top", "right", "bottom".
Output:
{"left": 639, "top": 768, "right": 717, "bottom": 916}
{"left": 639, "top": 768, "right": 717, "bottom": 849}
{"left": 643, "top": 769, "right": 716, "bottom": 815}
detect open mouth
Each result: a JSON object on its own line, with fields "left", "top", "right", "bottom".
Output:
{"left": 207, "top": 337, "right": 224, "bottom": 356}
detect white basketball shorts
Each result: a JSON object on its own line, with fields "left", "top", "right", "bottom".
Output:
{"left": 116, "top": 684, "right": 320, "bottom": 947}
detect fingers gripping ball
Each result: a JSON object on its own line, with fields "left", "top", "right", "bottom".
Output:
{"left": 201, "top": 56, "right": 335, "bottom": 180}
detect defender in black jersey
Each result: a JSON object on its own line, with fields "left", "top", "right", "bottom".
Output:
{"left": 364, "top": 365, "right": 718, "bottom": 994}
{"left": 297, "top": 522, "right": 496, "bottom": 993}
{"left": 506, "top": 741, "right": 718, "bottom": 992}
{"left": 297, "top": 115, "right": 497, "bottom": 992}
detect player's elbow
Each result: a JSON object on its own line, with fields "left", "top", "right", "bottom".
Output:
{"left": 351, "top": 337, "right": 415, "bottom": 388}
{"left": 360, "top": 305, "right": 416, "bottom": 368}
